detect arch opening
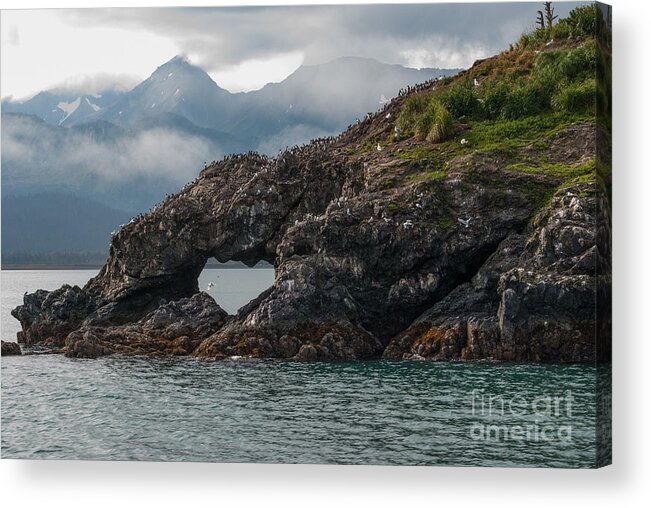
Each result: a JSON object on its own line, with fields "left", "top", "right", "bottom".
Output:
{"left": 198, "top": 258, "right": 275, "bottom": 315}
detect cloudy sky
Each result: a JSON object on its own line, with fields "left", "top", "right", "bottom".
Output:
{"left": 1, "top": 2, "right": 586, "bottom": 99}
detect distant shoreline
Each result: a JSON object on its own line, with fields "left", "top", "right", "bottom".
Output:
{"left": 1, "top": 265, "right": 104, "bottom": 270}
{"left": 1, "top": 264, "right": 273, "bottom": 271}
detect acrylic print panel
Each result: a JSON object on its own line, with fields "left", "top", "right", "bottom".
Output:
{"left": 0, "top": 2, "right": 611, "bottom": 468}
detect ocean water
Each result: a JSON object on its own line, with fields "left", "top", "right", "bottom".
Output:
{"left": 1, "top": 270, "right": 599, "bottom": 467}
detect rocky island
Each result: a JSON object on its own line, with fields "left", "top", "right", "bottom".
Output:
{"left": 11, "top": 6, "right": 611, "bottom": 363}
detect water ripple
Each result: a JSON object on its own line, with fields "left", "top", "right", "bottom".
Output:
{"left": 1, "top": 355, "right": 599, "bottom": 466}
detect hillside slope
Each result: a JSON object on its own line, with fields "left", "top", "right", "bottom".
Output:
{"left": 1, "top": 193, "right": 131, "bottom": 265}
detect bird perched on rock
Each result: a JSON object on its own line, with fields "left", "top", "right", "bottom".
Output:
{"left": 457, "top": 217, "right": 471, "bottom": 228}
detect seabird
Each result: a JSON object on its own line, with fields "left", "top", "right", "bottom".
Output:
{"left": 457, "top": 217, "right": 471, "bottom": 228}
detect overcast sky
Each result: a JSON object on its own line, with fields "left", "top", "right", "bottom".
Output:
{"left": 1, "top": 2, "right": 586, "bottom": 99}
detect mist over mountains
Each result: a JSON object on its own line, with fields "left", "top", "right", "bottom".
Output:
{"left": 1, "top": 55, "right": 459, "bottom": 264}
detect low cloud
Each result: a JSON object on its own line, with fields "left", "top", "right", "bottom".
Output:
{"left": 68, "top": 3, "right": 587, "bottom": 77}
{"left": 52, "top": 73, "right": 141, "bottom": 96}
{"left": 1, "top": 114, "right": 221, "bottom": 210}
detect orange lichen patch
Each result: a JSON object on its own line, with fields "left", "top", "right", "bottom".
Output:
{"left": 413, "top": 326, "right": 449, "bottom": 346}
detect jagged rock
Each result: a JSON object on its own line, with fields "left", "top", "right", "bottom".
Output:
{"left": 1, "top": 340, "right": 22, "bottom": 356}
{"left": 384, "top": 181, "right": 604, "bottom": 362}
{"left": 194, "top": 322, "right": 382, "bottom": 360}
{"left": 12, "top": 285, "right": 95, "bottom": 347}
{"left": 11, "top": 88, "right": 606, "bottom": 362}
{"left": 64, "top": 292, "right": 227, "bottom": 358}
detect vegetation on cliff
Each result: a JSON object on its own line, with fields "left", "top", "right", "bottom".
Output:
{"left": 364, "top": 3, "right": 610, "bottom": 205}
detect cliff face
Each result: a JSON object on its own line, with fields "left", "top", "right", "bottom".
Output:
{"left": 11, "top": 42, "right": 609, "bottom": 363}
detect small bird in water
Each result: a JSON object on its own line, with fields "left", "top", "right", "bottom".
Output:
{"left": 206, "top": 282, "right": 215, "bottom": 291}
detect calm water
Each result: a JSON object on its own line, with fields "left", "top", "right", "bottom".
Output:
{"left": 1, "top": 270, "right": 599, "bottom": 467}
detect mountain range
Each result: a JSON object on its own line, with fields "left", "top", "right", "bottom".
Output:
{"left": 1, "top": 55, "right": 459, "bottom": 265}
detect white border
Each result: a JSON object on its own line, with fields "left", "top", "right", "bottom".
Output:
{"left": 1, "top": 1, "right": 650, "bottom": 506}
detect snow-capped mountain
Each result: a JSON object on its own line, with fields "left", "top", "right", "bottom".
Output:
{"left": 2, "top": 54, "right": 459, "bottom": 142}
{"left": 1, "top": 89, "right": 124, "bottom": 127}
{"left": 91, "top": 55, "right": 236, "bottom": 130}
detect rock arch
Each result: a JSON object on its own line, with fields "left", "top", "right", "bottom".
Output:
{"left": 12, "top": 116, "right": 602, "bottom": 362}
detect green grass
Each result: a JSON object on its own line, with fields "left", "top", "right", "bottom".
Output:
{"left": 398, "top": 147, "right": 442, "bottom": 161}
{"left": 408, "top": 170, "right": 447, "bottom": 183}
{"left": 386, "top": 203, "right": 403, "bottom": 216}
{"left": 379, "top": 5, "right": 608, "bottom": 218}
{"left": 528, "top": 187, "right": 560, "bottom": 219}
{"left": 399, "top": 97, "right": 455, "bottom": 142}
{"left": 455, "top": 112, "right": 593, "bottom": 155}
{"left": 354, "top": 141, "right": 379, "bottom": 155}
{"left": 506, "top": 159, "right": 596, "bottom": 180}
{"left": 518, "top": 5, "right": 602, "bottom": 49}
{"left": 396, "top": 6, "right": 603, "bottom": 143}
{"left": 379, "top": 178, "right": 397, "bottom": 190}
{"left": 552, "top": 78, "right": 596, "bottom": 113}
{"left": 433, "top": 217, "right": 455, "bottom": 230}
{"left": 438, "top": 80, "right": 480, "bottom": 119}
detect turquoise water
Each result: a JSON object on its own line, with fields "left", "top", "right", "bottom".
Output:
{"left": 1, "top": 271, "right": 599, "bottom": 467}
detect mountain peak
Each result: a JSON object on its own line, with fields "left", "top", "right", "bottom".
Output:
{"left": 167, "top": 54, "right": 192, "bottom": 66}
{"left": 155, "top": 54, "right": 196, "bottom": 72}
{"left": 148, "top": 55, "right": 219, "bottom": 87}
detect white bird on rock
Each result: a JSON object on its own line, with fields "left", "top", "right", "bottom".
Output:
{"left": 457, "top": 217, "right": 471, "bottom": 228}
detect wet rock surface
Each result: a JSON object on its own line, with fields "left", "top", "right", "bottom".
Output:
{"left": 1, "top": 340, "right": 22, "bottom": 356}
{"left": 12, "top": 93, "right": 607, "bottom": 362}
{"left": 63, "top": 292, "right": 228, "bottom": 358}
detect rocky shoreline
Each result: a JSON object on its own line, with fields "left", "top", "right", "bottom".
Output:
{"left": 1, "top": 340, "right": 22, "bottom": 356}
